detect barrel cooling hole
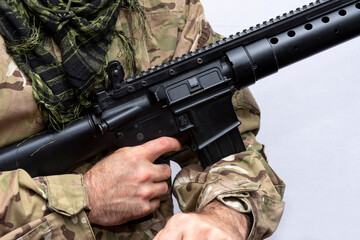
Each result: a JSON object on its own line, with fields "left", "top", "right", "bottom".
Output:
{"left": 321, "top": 16, "right": 330, "bottom": 23}
{"left": 269, "top": 2, "right": 360, "bottom": 46}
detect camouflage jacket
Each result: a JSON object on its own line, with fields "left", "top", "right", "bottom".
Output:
{"left": 0, "top": 0, "right": 285, "bottom": 239}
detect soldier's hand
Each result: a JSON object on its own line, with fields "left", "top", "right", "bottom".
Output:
{"left": 154, "top": 200, "right": 250, "bottom": 240}
{"left": 83, "top": 137, "right": 181, "bottom": 226}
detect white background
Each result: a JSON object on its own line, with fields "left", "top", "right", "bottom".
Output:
{"left": 172, "top": 1, "right": 360, "bottom": 239}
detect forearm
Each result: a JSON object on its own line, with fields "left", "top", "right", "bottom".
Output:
{"left": 200, "top": 200, "right": 251, "bottom": 240}
{"left": 173, "top": 130, "right": 285, "bottom": 239}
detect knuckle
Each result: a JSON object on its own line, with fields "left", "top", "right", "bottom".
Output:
{"left": 153, "top": 199, "right": 161, "bottom": 209}
{"left": 138, "top": 187, "right": 153, "bottom": 199}
{"left": 159, "top": 181, "right": 169, "bottom": 194}
{"left": 115, "top": 146, "right": 130, "bottom": 154}
{"left": 157, "top": 137, "right": 170, "bottom": 147}
{"left": 154, "top": 164, "right": 171, "bottom": 180}
{"left": 203, "top": 226, "right": 230, "bottom": 239}
{"left": 141, "top": 202, "right": 153, "bottom": 215}
{"left": 162, "top": 164, "right": 172, "bottom": 177}
{"left": 217, "top": 233, "right": 232, "bottom": 240}
{"left": 135, "top": 167, "right": 152, "bottom": 183}
{"left": 170, "top": 213, "right": 188, "bottom": 223}
{"left": 156, "top": 137, "right": 175, "bottom": 152}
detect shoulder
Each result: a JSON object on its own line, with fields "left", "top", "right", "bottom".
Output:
{"left": 142, "top": 0, "right": 187, "bottom": 13}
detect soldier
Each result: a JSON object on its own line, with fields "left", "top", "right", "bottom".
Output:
{"left": 0, "top": 0, "right": 285, "bottom": 239}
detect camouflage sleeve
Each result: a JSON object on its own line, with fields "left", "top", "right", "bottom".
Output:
{"left": 172, "top": 1, "right": 285, "bottom": 239}
{"left": 0, "top": 36, "right": 94, "bottom": 239}
{"left": 0, "top": 170, "right": 94, "bottom": 239}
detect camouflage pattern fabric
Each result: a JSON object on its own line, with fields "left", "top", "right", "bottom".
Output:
{"left": 0, "top": 0, "right": 285, "bottom": 239}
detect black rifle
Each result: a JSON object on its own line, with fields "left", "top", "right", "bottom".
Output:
{"left": 0, "top": 0, "right": 359, "bottom": 177}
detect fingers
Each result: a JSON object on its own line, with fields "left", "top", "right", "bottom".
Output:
{"left": 140, "top": 137, "right": 181, "bottom": 162}
{"left": 151, "top": 163, "right": 171, "bottom": 182}
{"left": 154, "top": 229, "right": 182, "bottom": 240}
{"left": 138, "top": 181, "right": 169, "bottom": 201}
{"left": 83, "top": 137, "right": 180, "bottom": 226}
{"left": 150, "top": 181, "right": 169, "bottom": 199}
{"left": 154, "top": 227, "right": 183, "bottom": 240}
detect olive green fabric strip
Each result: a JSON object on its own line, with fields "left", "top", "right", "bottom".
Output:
{"left": 0, "top": 0, "right": 146, "bottom": 130}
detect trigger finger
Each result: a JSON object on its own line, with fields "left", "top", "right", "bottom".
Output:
{"left": 142, "top": 137, "right": 181, "bottom": 162}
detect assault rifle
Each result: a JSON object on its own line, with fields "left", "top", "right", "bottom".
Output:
{"left": 0, "top": 0, "right": 359, "bottom": 177}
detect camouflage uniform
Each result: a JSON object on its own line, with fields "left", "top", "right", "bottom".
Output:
{"left": 0, "top": 0, "right": 285, "bottom": 239}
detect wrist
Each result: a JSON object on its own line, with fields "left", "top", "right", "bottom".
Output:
{"left": 83, "top": 171, "right": 98, "bottom": 223}
{"left": 200, "top": 200, "right": 250, "bottom": 239}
